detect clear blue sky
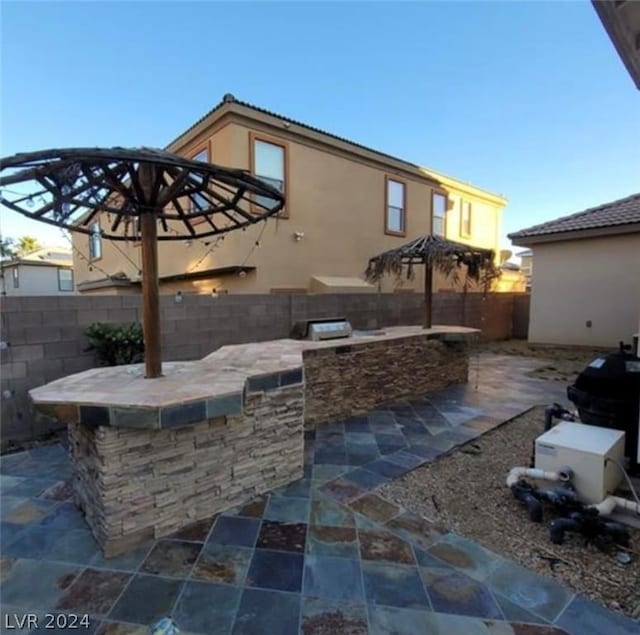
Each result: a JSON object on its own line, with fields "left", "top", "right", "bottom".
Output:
{"left": 2, "top": 1, "right": 639, "bottom": 254}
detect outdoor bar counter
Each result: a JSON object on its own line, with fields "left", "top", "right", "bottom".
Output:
{"left": 29, "top": 325, "right": 479, "bottom": 556}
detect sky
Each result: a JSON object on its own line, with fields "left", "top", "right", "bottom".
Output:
{"left": 1, "top": 0, "right": 639, "bottom": 256}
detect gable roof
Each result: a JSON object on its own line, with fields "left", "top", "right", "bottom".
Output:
{"left": 166, "top": 94, "right": 506, "bottom": 205}
{"left": 508, "top": 192, "right": 640, "bottom": 243}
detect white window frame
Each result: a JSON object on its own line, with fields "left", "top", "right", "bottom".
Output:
{"left": 385, "top": 178, "right": 406, "bottom": 235}
{"left": 432, "top": 191, "right": 447, "bottom": 238}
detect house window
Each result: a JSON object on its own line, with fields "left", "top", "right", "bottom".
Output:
{"left": 385, "top": 178, "right": 406, "bottom": 235}
{"left": 432, "top": 191, "right": 447, "bottom": 237}
{"left": 58, "top": 268, "right": 74, "bottom": 292}
{"left": 461, "top": 201, "right": 472, "bottom": 237}
{"left": 190, "top": 148, "right": 210, "bottom": 215}
{"left": 252, "top": 136, "right": 287, "bottom": 216}
{"left": 89, "top": 221, "right": 102, "bottom": 260}
{"left": 12, "top": 267, "right": 19, "bottom": 288}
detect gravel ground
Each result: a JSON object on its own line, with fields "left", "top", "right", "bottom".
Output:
{"left": 379, "top": 406, "right": 640, "bottom": 618}
{"left": 478, "top": 340, "right": 609, "bottom": 383}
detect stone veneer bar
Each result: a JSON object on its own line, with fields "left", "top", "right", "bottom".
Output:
{"left": 29, "top": 325, "right": 478, "bottom": 556}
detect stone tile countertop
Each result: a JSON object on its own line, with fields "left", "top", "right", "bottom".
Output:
{"left": 29, "top": 325, "right": 479, "bottom": 429}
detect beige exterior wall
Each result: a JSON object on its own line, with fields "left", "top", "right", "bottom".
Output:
{"left": 1, "top": 264, "right": 75, "bottom": 296}
{"left": 528, "top": 233, "right": 640, "bottom": 347}
{"left": 73, "top": 106, "right": 506, "bottom": 295}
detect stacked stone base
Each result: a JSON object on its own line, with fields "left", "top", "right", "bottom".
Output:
{"left": 304, "top": 337, "right": 469, "bottom": 428}
{"left": 67, "top": 384, "right": 304, "bottom": 557}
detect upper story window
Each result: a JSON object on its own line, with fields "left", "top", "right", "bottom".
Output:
{"left": 190, "top": 147, "right": 210, "bottom": 216}
{"left": 461, "top": 200, "right": 472, "bottom": 237}
{"left": 385, "top": 178, "right": 406, "bottom": 235}
{"left": 58, "top": 268, "right": 74, "bottom": 292}
{"left": 432, "top": 191, "right": 447, "bottom": 237}
{"left": 89, "top": 221, "right": 102, "bottom": 260}
{"left": 252, "top": 135, "right": 287, "bottom": 217}
{"left": 12, "top": 267, "right": 19, "bottom": 288}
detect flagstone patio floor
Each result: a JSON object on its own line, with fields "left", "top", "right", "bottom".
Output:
{"left": 1, "top": 353, "right": 638, "bottom": 634}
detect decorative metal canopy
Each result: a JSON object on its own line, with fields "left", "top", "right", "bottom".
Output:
{"left": 0, "top": 147, "right": 285, "bottom": 378}
{"left": 364, "top": 234, "right": 499, "bottom": 329}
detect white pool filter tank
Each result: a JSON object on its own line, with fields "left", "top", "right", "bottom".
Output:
{"left": 534, "top": 421, "right": 625, "bottom": 504}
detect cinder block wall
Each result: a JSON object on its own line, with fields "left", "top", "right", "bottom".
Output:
{"left": 0, "top": 292, "right": 527, "bottom": 447}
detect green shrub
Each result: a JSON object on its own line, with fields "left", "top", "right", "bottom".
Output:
{"left": 85, "top": 322, "right": 144, "bottom": 366}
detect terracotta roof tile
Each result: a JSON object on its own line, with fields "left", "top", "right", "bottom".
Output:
{"left": 508, "top": 192, "right": 640, "bottom": 240}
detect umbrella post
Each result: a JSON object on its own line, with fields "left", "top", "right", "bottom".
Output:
{"left": 423, "top": 263, "right": 433, "bottom": 329}
{"left": 138, "top": 163, "right": 162, "bottom": 378}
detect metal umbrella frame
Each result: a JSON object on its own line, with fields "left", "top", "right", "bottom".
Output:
{"left": 0, "top": 147, "right": 285, "bottom": 378}
{"left": 364, "top": 234, "right": 500, "bottom": 329}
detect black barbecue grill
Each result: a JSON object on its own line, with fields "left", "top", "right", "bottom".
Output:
{"left": 567, "top": 342, "right": 640, "bottom": 473}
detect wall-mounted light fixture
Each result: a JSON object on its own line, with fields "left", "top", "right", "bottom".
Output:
{"left": 293, "top": 231, "right": 305, "bottom": 242}
{"left": 211, "top": 287, "right": 218, "bottom": 298}
{"left": 174, "top": 291, "right": 183, "bottom": 303}
{"left": 238, "top": 270, "right": 247, "bottom": 278}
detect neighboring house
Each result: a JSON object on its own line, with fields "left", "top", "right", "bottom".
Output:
{"left": 74, "top": 94, "right": 507, "bottom": 296}
{"left": 0, "top": 247, "right": 74, "bottom": 296}
{"left": 517, "top": 250, "right": 533, "bottom": 291}
{"left": 509, "top": 193, "right": 640, "bottom": 347}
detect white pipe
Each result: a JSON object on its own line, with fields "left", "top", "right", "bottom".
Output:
{"left": 506, "top": 466, "right": 572, "bottom": 488}
{"left": 590, "top": 496, "right": 640, "bottom": 516}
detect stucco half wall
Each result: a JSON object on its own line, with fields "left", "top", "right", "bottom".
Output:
{"left": 528, "top": 233, "right": 640, "bottom": 347}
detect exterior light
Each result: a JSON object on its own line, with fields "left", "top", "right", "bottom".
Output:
{"left": 238, "top": 270, "right": 247, "bottom": 278}
{"left": 211, "top": 288, "right": 218, "bottom": 298}
{"left": 293, "top": 231, "right": 304, "bottom": 241}
{"left": 174, "top": 291, "right": 183, "bottom": 303}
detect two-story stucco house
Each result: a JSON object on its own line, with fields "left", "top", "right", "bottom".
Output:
{"left": 73, "top": 94, "right": 508, "bottom": 296}
{"left": 0, "top": 246, "right": 74, "bottom": 296}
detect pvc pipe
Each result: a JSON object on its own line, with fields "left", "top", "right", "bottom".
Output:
{"left": 590, "top": 496, "right": 640, "bottom": 516}
{"left": 506, "top": 466, "right": 573, "bottom": 488}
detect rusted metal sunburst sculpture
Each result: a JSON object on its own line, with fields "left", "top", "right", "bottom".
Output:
{"left": 0, "top": 147, "right": 285, "bottom": 377}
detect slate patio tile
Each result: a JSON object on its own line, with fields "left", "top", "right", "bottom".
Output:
{"left": 555, "top": 594, "right": 639, "bottom": 635}
{"left": 192, "top": 543, "right": 252, "bottom": 585}
{"left": 167, "top": 517, "right": 215, "bottom": 542}
{"left": 272, "top": 477, "right": 312, "bottom": 499}
{"left": 3, "top": 498, "right": 58, "bottom": 524}
{"left": 39, "top": 502, "right": 88, "bottom": 531}
{"left": 264, "top": 496, "right": 310, "bottom": 523}
{"left": 309, "top": 495, "right": 355, "bottom": 528}
{"left": 233, "top": 495, "right": 268, "bottom": 519}
{"left": 40, "top": 479, "right": 74, "bottom": 502}
{"left": 349, "top": 493, "right": 401, "bottom": 523}
{"left": 364, "top": 459, "right": 411, "bottom": 479}
{"left": 383, "top": 450, "right": 425, "bottom": 470}
{"left": 385, "top": 512, "right": 446, "bottom": 551}
{"left": 139, "top": 540, "right": 201, "bottom": 578}
{"left": 4, "top": 477, "right": 60, "bottom": 498}
{"left": 342, "top": 414, "right": 371, "bottom": 430}
{"left": 361, "top": 561, "right": 430, "bottom": 609}
{"left": 420, "top": 566, "right": 502, "bottom": 619}
{"left": 343, "top": 432, "right": 377, "bottom": 445}
{"left": 428, "top": 534, "right": 504, "bottom": 582}
{"left": 346, "top": 448, "right": 380, "bottom": 466}
{"left": 486, "top": 559, "right": 574, "bottom": 623}
{"left": 311, "top": 465, "right": 349, "bottom": 483}
{"left": 232, "top": 588, "right": 300, "bottom": 635}
{"left": 90, "top": 542, "right": 154, "bottom": 572}
{"left": 354, "top": 513, "right": 383, "bottom": 530}
{"left": 94, "top": 622, "right": 148, "bottom": 635}
{"left": 313, "top": 448, "right": 348, "bottom": 465}
{"left": 358, "top": 528, "right": 415, "bottom": 565}
{"left": 27, "top": 613, "right": 102, "bottom": 634}
{"left": 173, "top": 580, "right": 241, "bottom": 635}
{"left": 300, "top": 597, "right": 367, "bottom": 635}
{"left": 246, "top": 548, "right": 304, "bottom": 592}
{"left": 256, "top": 520, "right": 306, "bottom": 553}
{"left": 303, "top": 554, "right": 363, "bottom": 602}
{"left": 56, "top": 568, "right": 131, "bottom": 616}
{"left": 367, "top": 605, "right": 438, "bottom": 635}
{"left": 404, "top": 444, "right": 443, "bottom": 461}
{"left": 0, "top": 523, "right": 26, "bottom": 552}
{"left": 491, "top": 592, "right": 551, "bottom": 625}
{"left": 209, "top": 516, "right": 261, "bottom": 548}
{"left": 1, "top": 558, "right": 81, "bottom": 611}
{"left": 108, "top": 574, "right": 184, "bottom": 625}
{"left": 341, "top": 467, "right": 390, "bottom": 490}
{"left": 318, "top": 478, "right": 367, "bottom": 503}
{"left": 48, "top": 528, "right": 100, "bottom": 565}
{"left": 306, "top": 524, "right": 358, "bottom": 558}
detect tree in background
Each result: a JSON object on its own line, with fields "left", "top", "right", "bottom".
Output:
{"left": 16, "top": 235, "right": 41, "bottom": 256}
{"left": 0, "top": 236, "right": 16, "bottom": 261}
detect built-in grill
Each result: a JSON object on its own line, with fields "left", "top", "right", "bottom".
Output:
{"left": 291, "top": 318, "right": 353, "bottom": 341}
{"left": 567, "top": 342, "right": 640, "bottom": 473}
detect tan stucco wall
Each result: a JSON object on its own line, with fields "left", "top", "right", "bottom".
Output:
{"left": 528, "top": 233, "right": 640, "bottom": 347}
{"left": 73, "top": 112, "right": 505, "bottom": 295}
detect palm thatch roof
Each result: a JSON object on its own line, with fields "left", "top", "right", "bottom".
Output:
{"left": 364, "top": 234, "right": 500, "bottom": 286}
